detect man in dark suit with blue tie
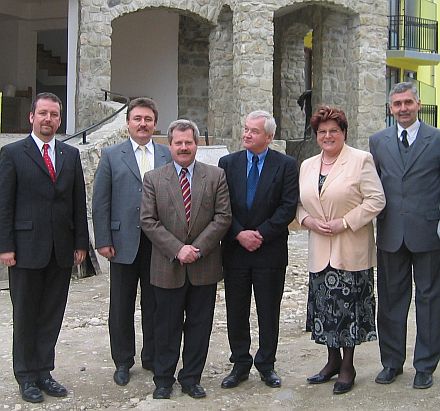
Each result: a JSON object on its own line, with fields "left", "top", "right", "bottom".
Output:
{"left": 370, "top": 82, "right": 440, "bottom": 389}
{"left": 218, "top": 110, "right": 299, "bottom": 389}
{"left": 0, "top": 93, "right": 88, "bottom": 403}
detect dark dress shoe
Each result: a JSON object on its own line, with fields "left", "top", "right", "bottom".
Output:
{"left": 153, "top": 386, "right": 173, "bottom": 399}
{"left": 375, "top": 367, "right": 403, "bottom": 384}
{"left": 113, "top": 365, "right": 130, "bottom": 386}
{"left": 333, "top": 371, "right": 356, "bottom": 395}
{"left": 37, "top": 377, "right": 68, "bottom": 397}
{"left": 19, "top": 382, "right": 44, "bottom": 403}
{"left": 221, "top": 369, "right": 250, "bottom": 388}
{"left": 413, "top": 371, "right": 433, "bottom": 389}
{"left": 259, "top": 369, "right": 281, "bottom": 388}
{"left": 307, "top": 368, "right": 340, "bottom": 384}
{"left": 181, "top": 383, "right": 206, "bottom": 398}
{"left": 142, "top": 361, "right": 154, "bottom": 372}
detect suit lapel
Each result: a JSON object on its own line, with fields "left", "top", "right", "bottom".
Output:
{"left": 404, "top": 123, "right": 432, "bottom": 174}
{"left": 188, "top": 161, "right": 206, "bottom": 232}
{"left": 54, "top": 140, "right": 65, "bottom": 178}
{"left": 320, "top": 144, "right": 347, "bottom": 195}
{"left": 164, "top": 164, "right": 188, "bottom": 225}
{"left": 23, "top": 135, "right": 52, "bottom": 180}
{"left": 153, "top": 141, "right": 169, "bottom": 169}
{"left": 384, "top": 126, "right": 405, "bottom": 172}
{"left": 120, "top": 139, "right": 142, "bottom": 182}
{"left": 232, "top": 151, "right": 248, "bottom": 206}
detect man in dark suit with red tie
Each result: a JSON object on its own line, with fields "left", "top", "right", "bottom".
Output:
{"left": 0, "top": 93, "right": 88, "bottom": 403}
{"left": 218, "top": 110, "right": 299, "bottom": 389}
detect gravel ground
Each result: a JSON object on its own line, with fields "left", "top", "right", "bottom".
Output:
{"left": 0, "top": 230, "right": 439, "bottom": 410}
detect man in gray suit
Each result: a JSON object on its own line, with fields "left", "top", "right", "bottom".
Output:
{"left": 92, "top": 98, "right": 171, "bottom": 386}
{"left": 140, "top": 119, "right": 231, "bottom": 400}
{"left": 370, "top": 82, "right": 440, "bottom": 389}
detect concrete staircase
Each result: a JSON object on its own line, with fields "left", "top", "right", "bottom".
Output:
{"left": 37, "top": 43, "right": 67, "bottom": 77}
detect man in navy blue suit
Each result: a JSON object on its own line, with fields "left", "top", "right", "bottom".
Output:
{"left": 218, "top": 110, "right": 299, "bottom": 389}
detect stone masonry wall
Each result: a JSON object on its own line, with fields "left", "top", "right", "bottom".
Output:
{"left": 178, "top": 15, "right": 211, "bottom": 133}
{"left": 77, "top": 0, "right": 388, "bottom": 156}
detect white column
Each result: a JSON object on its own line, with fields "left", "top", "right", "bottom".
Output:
{"left": 66, "top": 0, "right": 79, "bottom": 134}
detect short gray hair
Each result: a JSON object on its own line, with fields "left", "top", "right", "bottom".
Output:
{"left": 167, "top": 119, "right": 200, "bottom": 144}
{"left": 247, "top": 110, "right": 277, "bottom": 136}
{"left": 389, "top": 82, "right": 419, "bottom": 104}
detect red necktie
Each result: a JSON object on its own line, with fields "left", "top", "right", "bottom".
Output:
{"left": 180, "top": 168, "right": 191, "bottom": 224}
{"left": 43, "top": 143, "right": 56, "bottom": 183}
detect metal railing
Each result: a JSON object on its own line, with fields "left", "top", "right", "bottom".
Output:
{"left": 61, "top": 89, "right": 130, "bottom": 144}
{"left": 388, "top": 15, "right": 438, "bottom": 53}
{"left": 385, "top": 104, "right": 438, "bottom": 127}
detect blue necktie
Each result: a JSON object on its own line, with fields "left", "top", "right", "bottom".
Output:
{"left": 246, "top": 154, "right": 259, "bottom": 209}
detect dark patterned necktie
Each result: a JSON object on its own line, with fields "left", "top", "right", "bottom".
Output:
{"left": 180, "top": 168, "right": 191, "bottom": 224}
{"left": 246, "top": 154, "right": 259, "bottom": 209}
{"left": 43, "top": 143, "right": 56, "bottom": 182}
{"left": 401, "top": 129, "right": 409, "bottom": 148}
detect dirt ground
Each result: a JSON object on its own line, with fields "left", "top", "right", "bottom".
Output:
{"left": 0, "top": 230, "right": 439, "bottom": 410}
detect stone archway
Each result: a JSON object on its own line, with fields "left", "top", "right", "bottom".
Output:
{"left": 273, "top": 0, "right": 388, "bottom": 161}
{"left": 76, "top": 0, "right": 221, "bottom": 130}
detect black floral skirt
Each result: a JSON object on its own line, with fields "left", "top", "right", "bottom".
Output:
{"left": 306, "top": 265, "right": 377, "bottom": 348}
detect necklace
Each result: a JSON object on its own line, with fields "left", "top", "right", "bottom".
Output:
{"left": 321, "top": 157, "right": 337, "bottom": 165}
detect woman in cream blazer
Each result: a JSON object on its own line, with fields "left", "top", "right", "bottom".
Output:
{"left": 297, "top": 106, "right": 385, "bottom": 395}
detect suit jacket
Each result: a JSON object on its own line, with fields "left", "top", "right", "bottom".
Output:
{"left": 140, "top": 161, "right": 231, "bottom": 289}
{"left": 218, "top": 148, "right": 299, "bottom": 269}
{"left": 0, "top": 135, "right": 88, "bottom": 269}
{"left": 92, "top": 138, "right": 171, "bottom": 264}
{"left": 369, "top": 122, "right": 440, "bottom": 253}
{"left": 296, "top": 144, "right": 385, "bottom": 273}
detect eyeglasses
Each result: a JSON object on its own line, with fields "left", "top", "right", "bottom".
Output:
{"left": 317, "top": 128, "right": 342, "bottom": 137}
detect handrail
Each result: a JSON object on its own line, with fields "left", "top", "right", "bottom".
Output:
{"left": 61, "top": 89, "right": 130, "bottom": 144}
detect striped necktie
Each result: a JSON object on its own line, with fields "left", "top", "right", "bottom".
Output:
{"left": 180, "top": 168, "right": 191, "bottom": 224}
{"left": 138, "top": 145, "right": 152, "bottom": 178}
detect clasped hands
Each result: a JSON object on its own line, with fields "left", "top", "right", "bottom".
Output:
{"left": 302, "top": 216, "right": 346, "bottom": 236}
{"left": 236, "top": 230, "right": 263, "bottom": 252}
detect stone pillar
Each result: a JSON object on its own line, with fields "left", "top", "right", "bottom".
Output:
{"left": 356, "top": 8, "right": 388, "bottom": 150}
{"left": 230, "top": 3, "right": 275, "bottom": 151}
{"left": 276, "top": 22, "right": 309, "bottom": 141}
{"left": 178, "top": 15, "right": 210, "bottom": 133}
{"left": 76, "top": 0, "right": 112, "bottom": 129}
{"left": 209, "top": 5, "right": 233, "bottom": 145}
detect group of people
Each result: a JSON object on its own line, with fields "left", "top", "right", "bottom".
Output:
{"left": 0, "top": 81, "right": 439, "bottom": 404}
{"left": 298, "top": 82, "right": 440, "bottom": 395}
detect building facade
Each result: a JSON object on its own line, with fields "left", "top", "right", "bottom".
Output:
{"left": 0, "top": 0, "right": 389, "bottom": 159}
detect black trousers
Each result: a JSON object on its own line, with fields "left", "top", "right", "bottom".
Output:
{"left": 9, "top": 253, "right": 71, "bottom": 384}
{"left": 223, "top": 266, "right": 286, "bottom": 372}
{"left": 377, "top": 244, "right": 440, "bottom": 373}
{"left": 152, "top": 279, "right": 217, "bottom": 388}
{"left": 109, "top": 234, "right": 155, "bottom": 368}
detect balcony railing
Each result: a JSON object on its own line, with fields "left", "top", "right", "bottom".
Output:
{"left": 386, "top": 104, "right": 438, "bottom": 127}
{"left": 388, "top": 15, "right": 438, "bottom": 53}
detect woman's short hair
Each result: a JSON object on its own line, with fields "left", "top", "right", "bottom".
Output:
{"left": 310, "top": 106, "right": 348, "bottom": 137}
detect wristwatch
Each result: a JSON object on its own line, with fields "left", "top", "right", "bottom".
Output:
{"left": 342, "top": 217, "right": 348, "bottom": 229}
